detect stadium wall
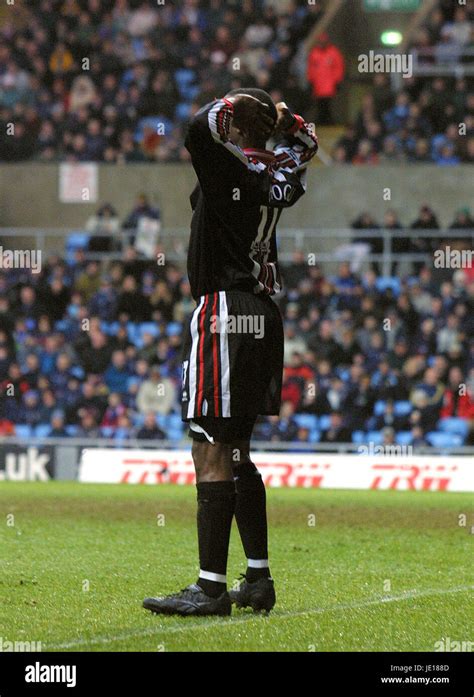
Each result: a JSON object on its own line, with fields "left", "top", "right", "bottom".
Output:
{"left": 1, "top": 164, "right": 472, "bottom": 231}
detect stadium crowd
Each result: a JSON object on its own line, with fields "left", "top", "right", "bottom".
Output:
{"left": 0, "top": 207, "right": 473, "bottom": 448}
{"left": 0, "top": 0, "right": 322, "bottom": 163}
{"left": 2, "top": 0, "right": 473, "bottom": 165}
{"left": 335, "top": 3, "right": 474, "bottom": 165}
{"left": 334, "top": 72, "right": 474, "bottom": 166}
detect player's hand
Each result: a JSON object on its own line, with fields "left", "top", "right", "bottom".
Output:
{"left": 274, "top": 101, "right": 297, "bottom": 133}
{"left": 228, "top": 94, "right": 276, "bottom": 141}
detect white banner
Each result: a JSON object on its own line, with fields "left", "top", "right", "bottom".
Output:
{"left": 59, "top": 163, "right": 98, "bottom": 203}
{"left": 79, "top": 450, "right": 474, "bottom": 492}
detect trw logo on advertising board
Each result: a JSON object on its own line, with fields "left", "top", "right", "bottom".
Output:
{"left": 79, "top": 450, "right": 474, "bottom": 493}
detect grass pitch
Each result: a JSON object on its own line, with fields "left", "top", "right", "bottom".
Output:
{"left": 1, "top": 481, "right": 472, "bottom": 652}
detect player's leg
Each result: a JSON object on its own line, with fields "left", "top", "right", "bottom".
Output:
{"left": 143, "top": 295, "right": 235, "bottom": 617}
{"left": 191, "top": 437, "right": 235, "bottom": 599}
{"left": 142, "top": 432, "right": 234, "bottom": 616}
{"left": 220, "top": 290, "right": 282, "bottom": 612}
{"left": 232, "top": 439, "right": 270, "bottom": 581}
{"left": 143, "top": 426, "right": 244, "bottom": 616}
{"left": 228, "top": 435, "right": 276, "bottom": 613}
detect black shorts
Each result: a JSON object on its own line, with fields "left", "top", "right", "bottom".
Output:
{"left": 181, "top": 289, "right": 283, "bottom": 442}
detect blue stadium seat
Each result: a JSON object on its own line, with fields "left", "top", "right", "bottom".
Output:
{"left": 54, "top": 320, "right": 69, "bottom": 332}
{"left": 394, "top": 400, "right": 412, "bottom": 416}
{"left": 174, "top": 68, "right": 195, "bottom": 89}
{"left": 139, "top": 322, "right": 159, "bottom": 338}
{"left": 426, "top": 432, "right": 463, "bottom": 449}
{"left": 15, "top": 424, "right": 32, "bottom": 438}
{"left": 127, "top": 377, "right": 141, "bottom": 391}
{"left": 352, "top": 430, "right": 365, "bottom": 444}
{"left": 126, "top": 322, "right": 140, "bottom": 345}
{"left": 101, "top": 321, "right": 119, "bottom": 336}
{"left": 166, "top": 322, "right": 182, "bottom": 336}
{"left": 437, "top": 418, "right": 469, "bottom": 439}
{"left": 100, "top": 426, "right": 115, "bottom": 438}
{"left": 294, "top": 414, "right": 318, "bottom": 430}
{"left": 182, "top": 85, "right": 200, "bottom": 101}
{"left": 70, "top": 366, "right": 85, "bottom": 380}
{"left": 374, "top": 400, "right": 386, "bottom": 416}
{"left": 375, "top": 277, "right": 401, "bottom": 296}
{"left": 65, "top": 425, "right": 79, "bottom": 436}
{"left": 167, "top": 414, "right": 183, "bottom": 431}
{"left": 175, "top": 102, "right": 192, "bottom": 121}
{"left": 156, "top": 414, "right": 167, "bottom": 430}
{"left": 366, "top": 431, "right": 383, "bottom": 445}
{"left": 168, "top": 427, "right": 184, "bottom": 441}
{"left": 309, "top": 429, "right": 321, "bottom": 443}
{"left": 34, "top": 424, "right": 51, "bottom": 438}
{"left": 114, "top": 428, "right": 130, "bottom": 441}
{"left": 65, "top": 231, "right": 90, "bottom": 264}
{"left": 336, "top": 368, "right": 350, "bottom": 381}
{"left": 131, "top": 37, "right": 145, "bottom": 57}
{"left": 131, "top": 412, "right": 145, "bottom": 427}
{"left": 395, "top": 431, "right": 413, "bottom": 445}
{"left": 319, "top": 414, "right": 331, "bottom": 431}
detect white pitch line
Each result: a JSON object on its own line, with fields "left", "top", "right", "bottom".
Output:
{"left": 47, "top": 585, "right": 473, "bottom": 651}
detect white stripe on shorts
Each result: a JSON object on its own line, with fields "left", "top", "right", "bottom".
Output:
{"left": 218, "top": 291, "right": 231, "bottom": 417}
{"left": 187, "top": 296, "right": 205, "bottom": 418}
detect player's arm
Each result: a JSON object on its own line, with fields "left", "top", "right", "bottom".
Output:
{"left": 184, "top": 97, "right": 301, "bottom": 209}
{"left": 272, "top": 102, "right": 319, "bottom": 173}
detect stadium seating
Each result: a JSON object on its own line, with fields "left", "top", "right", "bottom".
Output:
{"left": 395, "top": 431, "right": 414, "bottom": 446}
{"left": 437, "top": 418, "right": 469, "bottom": 439}
{"left": 426, "top": 432, "right": 464, "bottom": 449}
{"left": 394, "top": 401, "right": 413, "bottom": 417}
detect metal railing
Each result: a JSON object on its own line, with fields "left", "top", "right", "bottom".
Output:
{"left": 0, "top": 227, "right": 472, "bottom": 277}
{"left": 1, "top": 435, "right": 472, "bottom": 455}
{"left": 410, "top": 47, "right": 474, "bottom": 77}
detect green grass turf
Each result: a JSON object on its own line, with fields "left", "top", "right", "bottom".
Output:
{"left": 1, "top": 481, "right": 472, "bottom": 652}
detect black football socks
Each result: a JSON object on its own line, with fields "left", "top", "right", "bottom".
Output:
{"left": 196, "top": 481, "right": 235, "bottom": 598}
{"left": 234, "top": 462, "right": 271, "bottom": 583}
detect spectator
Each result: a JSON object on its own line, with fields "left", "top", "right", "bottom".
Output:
{"left": 101, "top": 392, "right": 127, "bottom": 428}
{"left": 321, "top": 411, "right": 352, "bottom": 443}
{"left": 76, "top": 411, "right": 101, "bottom": 439}
{"left": 266, "top": 402, "right": 299, "bottom": 442}
{"left": 20, "top": 390, "right": 43, "bottom": 427}
{"left": 104, "top": 351, "right": 132, "bottom": 394}
{"left": 307, "top": 320, "right": 342, "bottom": 366}
{"left": 136, "top": 412, "right": 166, "bottom": 440}
{"left": 122, "top": 193, "right": 160, "bottom": 230}
{"left": 410, "top": 205, "right": 440, "bottom": 272}
{"left": 450, "top": 208, "right": 474, "bottom": 231}
{"left": 75, "top": 262, "right": 102, "bottom": 302}
{"left": 440, "top": 367, "right": 474, "bottom": 420}
{"left": 306, "top": 32, "right": 344, "bottom": 125}
{"left": 382, "top": 210, "right": 406, "bottom": 275}
{"left": 49, "top": 43, "right": 74, "bottom": 75}
{"left": 88, "top": 276, "right": 118, "bottom": 321}
{"left": 0, "top": 417, "right": 15, "bottom": 436}
{"left": 136, "top": 366, "right": 176, "bottom": 416}
{"left": 79, "top": 331, "right": 113, "bottom": 376}
{"left": 117, "top": 275, "right": 150, "bottom": 322}
{"left": 49, "top": 411, "right": 69, "bottom": 437}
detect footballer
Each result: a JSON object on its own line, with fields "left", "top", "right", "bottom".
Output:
{"left": 143, "top": 89, "right": 318, "bottom": 616}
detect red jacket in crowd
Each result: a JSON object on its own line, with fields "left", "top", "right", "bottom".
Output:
{"left": 440, "top": 389, "right": 474, "bottom": 419}
{"left": 307, "top": 37, "right": 345, "bottom": 99}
